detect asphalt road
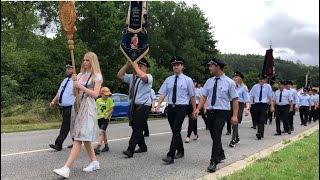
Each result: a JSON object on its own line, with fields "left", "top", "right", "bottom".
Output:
{"left": 1, "top": 114, "right": 318, "bottom": 180}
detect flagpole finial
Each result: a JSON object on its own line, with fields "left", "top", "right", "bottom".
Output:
{"left": 269, "top": 40, "right": 272, "bottom": 49}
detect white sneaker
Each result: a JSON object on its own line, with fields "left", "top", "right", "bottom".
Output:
{"left": 185, "top": 137, "right": 190, "bottom": 143}
{"left": 53, "top": 166, "right": 70, "bottom": 179}
{"left": 82, "top": 161, "right": 100, "bottom": 172}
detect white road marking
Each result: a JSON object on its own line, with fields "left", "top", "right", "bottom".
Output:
{"left": 1, "top": 127, "right": 206, "bottom": 157}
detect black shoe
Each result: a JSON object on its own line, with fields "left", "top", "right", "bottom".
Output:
{"left": 253, "top": 126, "right": 257, "bottom": 129}
{"left": 123, "top": 150, "right": 133, "bottom": 158}
{"left": 274, "top": 133, "right": 281, "bottom": 136}
{"left": 67, "top": 144, "right": 73, "bottom": 148}
{"left": 251, "top": 126, "right": 255, "bottom": 129}
{"left": 238, "top": 121, "right": 242, "bottom": 124}
{"left": 94, "top": 148, "right": 101, "bottom": 155}
{"left": 226, "top": 131, "right": 231, "bottom": 135}
{"left": 49, "top": 144, "right": 62, "bottom": 151}
{"left": 207, "top": 162, "right": 217, "bottom": 172}
{"left": 300, "top": 123, "right": 303, "bottom": 125}
{"left": 304, "top": 124, "right": 307, "bottom": 126}
{"left": 256, "top": 133, "right": 262, "bottom": 140}
{"left": 134, "top": 147, "right": 147, "bottom": 153}
{"left": 218, "top": 154, "right": 226, "bottom": 162}
{"left": 235, "top": 137, "right": 240, "bottom": 144}
{"left": 291, "top": 127, "right": 294, "bottom": 131}
{"left": 162, "top": 156, "right": 174, "bottom": 164}
{"left": 281, "top": 130, "right": 287, "bottom": 133}
{"left": 229, "top": 140, "right": 236, "bottom": 147}
{"left": 288, "top": 130, "right": 291, "bottom": 135}
{"left": 174, "top": 153, "right": 184, "bottom": 159}
{"left": 101, "top": 146, "right": 109, "bottom": 152}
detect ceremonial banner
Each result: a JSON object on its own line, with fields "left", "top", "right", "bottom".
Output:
{"left": 306, "top": 73, "right": 312, "bottom": 90}
{"left": 262, "top": 48, "right": 275, "bottom": 86}
{"left": 120, "top": 1, "right": 149, "bottom": 63}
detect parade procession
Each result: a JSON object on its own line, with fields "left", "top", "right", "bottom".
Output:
{"left": 1, "top": 1, "right": 319, "bottom": 180}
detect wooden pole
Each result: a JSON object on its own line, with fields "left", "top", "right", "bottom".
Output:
{"left": 59, "top": 1, "right": 80, "bottom": 110}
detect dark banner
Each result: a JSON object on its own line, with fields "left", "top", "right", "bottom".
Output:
{"left": 262, "top": 49, "right": 275, "bottom": 86}
{"left": 306, "top": 74, "right": 313, "bottom": 90}
{"left": 120, "top": 1, "right": 149, "bottom": 63}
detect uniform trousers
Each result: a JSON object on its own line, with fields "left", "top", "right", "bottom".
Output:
{"left": 288, "top": 104, "right": 295, "bottom": 130}
{"left": 207, "top": 110, "right": 227, "bottom": 164}
{"left": 299, "top": 106, "right": 309, "bottom": 125}
{"left": 166, "top": 105, "right": 189, "bottom": 158}
{"left": 255, "top": 103, "right": 268, "bottom": 137}
{"left": 142, "top": 107, "right": 151, "bottom": 136}
{"left": 250, "top": 104, "right": 257, "bottom": 127}
{"left": 55, "top": 106, "right": 73, "bottom": 149}
{"left": 187, "top": 104, "right": 197, "bottom": 137}
{"left": 275, "top": 105, "right": 290, "bottom": 133}
{"left": 127, "top": 104, "right": 150, "bottom": 152}
{"left": 230, "top": 102, "right": 244, "bottom": 141}
{"left": 309, "top": 106, "right": 315, "bottom": 122}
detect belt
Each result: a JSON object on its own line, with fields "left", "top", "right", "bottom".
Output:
{"left": 207, "top": 109, "right": 228, "bottom": 114}
{"left": 134, "top": 104, "right": 150, "bottom": 107}
{"left": 168, "top": 104, "right": 188, "bottom": 107}
{"left": 276, "top": 104, "right": 289, "bottom": 106}
{"left": 62, "top": 105, "right": 72, "bottom": 108}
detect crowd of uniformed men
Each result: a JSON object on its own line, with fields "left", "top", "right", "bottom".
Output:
{"left": 117, "top": 55, "right": 319, "bottom": 172}
{"left": 51, "top": 55, "right": 319, "bottom": 174}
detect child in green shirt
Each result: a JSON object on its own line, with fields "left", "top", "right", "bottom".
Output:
{"left": 94, "top": 87, "right": 114, "bottom": 154}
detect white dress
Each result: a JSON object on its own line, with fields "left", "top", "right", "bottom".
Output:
{"left": 70, "top": 73, "right": 102, "bottom": 141}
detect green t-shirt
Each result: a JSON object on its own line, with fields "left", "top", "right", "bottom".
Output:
{"left": 96, "top": 97, "right": 115, "bottom": 119}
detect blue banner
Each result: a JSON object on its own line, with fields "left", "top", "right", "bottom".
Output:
{"left": 120, "top": 1, "right": 149, "bottom": 63}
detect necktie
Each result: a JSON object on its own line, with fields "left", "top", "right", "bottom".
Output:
{"left": 258, "top": 85, "right": 263, "bottom": 102}
{"left": 59, "top": 78, "right": 70, "bottom": 104}
{"left": 172, "top": 76, "right": 178, "bottom": 104}
{"left": 279, "top": 90, "right": 282, "bottom": 103}
{"left": 211, "top": 78, "right": 220, "bottom": 106}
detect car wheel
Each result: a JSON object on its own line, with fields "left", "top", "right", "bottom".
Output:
{"left": 162, "top": 108, "right": 168, "bottom": 117}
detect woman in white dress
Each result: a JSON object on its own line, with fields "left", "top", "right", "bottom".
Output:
{"left": 53, "top": 52, "right": 102, "bottom": 178}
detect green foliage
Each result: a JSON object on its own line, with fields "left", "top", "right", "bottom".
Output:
{"left": 220, "top": 53, "right": 319, "bottom": 90}
{"left": 1, "top": 99, "right": 61, "bottom": 124}
{"left": 1, "top": 1, "right": 319, "bottom": 117}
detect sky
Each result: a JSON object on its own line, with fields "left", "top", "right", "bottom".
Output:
{"left": 184, "top": 0, "right": 319, "bottom": 66}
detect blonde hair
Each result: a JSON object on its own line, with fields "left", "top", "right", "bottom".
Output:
{"left": 238, "top": 77, "right": 245, "bottom": 86}
{"left": 234, "top": 76, "right": 245, "bottom": 86}
{"left": 80, "top": 52, "right": 102, "bottom": 83}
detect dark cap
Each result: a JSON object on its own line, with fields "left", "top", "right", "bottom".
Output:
{"left": 66, "top": 62, "right": 73, "bottom": 68}
{"left": 233, "top": 70, "right": 244, "bottom": 78}
{"left": 171, "top": 56, "right": 184, "bottom": 65}
{"left": 207, "top": 57, "right": 226, "bottom": 67}
{"left": 258, "top": 74, "right": 266, "bottom": 79}
{"left": 286, "top": 80, "right": 293, "bottom": 85}
{"left": 278, "top": 80, "right": 286, "bottom": 85}
{"left": 137, "top": 57, "right": 150, "bottom": 68}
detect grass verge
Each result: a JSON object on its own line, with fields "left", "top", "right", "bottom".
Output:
{"left": 1, "top": 117, "right": 164, "bottom": 134}
{"left": 221, "top": 130, "right": 319, "bottom": 180}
